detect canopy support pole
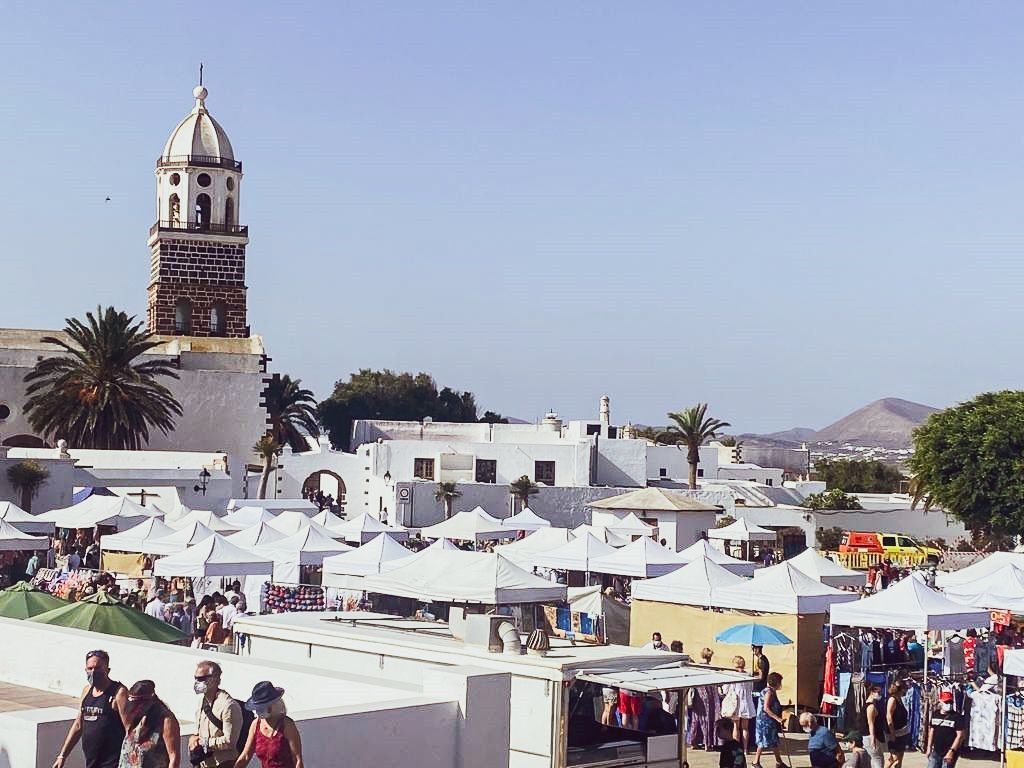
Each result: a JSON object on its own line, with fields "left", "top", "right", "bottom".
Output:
{"left": 1001, "top": 673, "right": 1008, "bottom": 768}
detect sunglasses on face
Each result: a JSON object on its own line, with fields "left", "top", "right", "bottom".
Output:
{"left": 194, "top": 674, "right": 214, "bottom": 681}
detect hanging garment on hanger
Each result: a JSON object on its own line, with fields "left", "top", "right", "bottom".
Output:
{"left": 1005, "top": 692, "right": 1024, "bottom": 751}
{"left": 975, "top": 638, "right": 993, "bottom": 677}
{"left": 967, "top": 689, "right": 1001, "bottom": 751}
{"left": 945, "top": 638, "right": 966, "bottom": 676}
{"left": 822, "top": 644, "right": 837, "bottom": 714}
{"left": 964, "top": 635, "right": 977, "bottom": 675}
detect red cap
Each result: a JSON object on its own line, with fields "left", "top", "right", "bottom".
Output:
{"left": 939, "top": 692, "right": 954, "bottom": 702}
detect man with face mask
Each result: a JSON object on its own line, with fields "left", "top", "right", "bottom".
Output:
{"left": 801, "top": 712, "right": 843, "bottom": 768}
{"left": 53, "top": 650, "right": 127, "bottom": 768}
{"left": 926, "top": 692, "right": 965, "bottom": 768}
{"left": 190, "top": 660, "right": 243, "bottom": 768}
{"left": 645, "top": 631, "right": 668, "bottom": 651}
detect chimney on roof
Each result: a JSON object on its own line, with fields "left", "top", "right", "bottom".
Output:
{"left": 600, "top": 395, "right": 610, "bottom": 425}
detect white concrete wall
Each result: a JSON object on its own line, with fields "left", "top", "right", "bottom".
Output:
{"left": 0, "top": 455, "right": 76, "bottom": 513}
{"left": 0, "top": 620, "right": 509, "bottom": 768}
{"left": 593, "top": 439, "right": 646, "bottom": 487}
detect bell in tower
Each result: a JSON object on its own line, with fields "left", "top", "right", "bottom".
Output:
{"left": 147, "top": 83, "right": 249, "bottom": 338}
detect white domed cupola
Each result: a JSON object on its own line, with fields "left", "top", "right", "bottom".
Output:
{"left": 154, "top": 84, "right": 243, "bottom": 234}
{"left": 162, "top": 86, "right": 235, "bottom": 162}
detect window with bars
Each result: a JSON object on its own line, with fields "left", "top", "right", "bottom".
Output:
{"left": 413, "top": 458, "right": 435, "bottom": 480}
{"left": 535, "top": 461, "right": 556, "bottom": 486}
{"left": 475, "top": 459, "right": 497, "bottom": 484}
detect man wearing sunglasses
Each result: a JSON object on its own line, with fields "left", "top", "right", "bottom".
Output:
{"left": 53, "top": 650, "right": 128, "bottom": 768}
{"left": 189, "top": 660, "right": 243, "bottom": 768}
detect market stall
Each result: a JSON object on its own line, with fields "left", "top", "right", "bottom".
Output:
{"left": 142, "top": 520, "right": 216, "bottom": 556}
{"left": 418, "top": 508, "right": 511, "bottom": 543}
{"left": 605, "top": 511, "right": 656, "bottom": 539}
{"left": 321, "top": 532, "right": 415, "bottom": 589}
{"left": 257, "top": 526, "right": 353, "bottom": 584}
{"left": 570, "top": 523, "right": 629, "bottom": 546}
{"left": 501, "top": 507, "right": 552, "bottom": 531}
{"left": 783, "top": 548, "right": 864, "bottom": 589}
{"left": 707, "top": 518, "right": 775, "bottom": 560}
{"left": 494, "top": 527, "right": 575, "bottom": 569}
{"left": 223, "top": 505, "right": 277, "bottom": 528}
{"left": 0, "top": 501, "right": 55, "bottom": 535}
{"left": 937, "top": 552, "right": 1024, "bottom": 588}
{"left": 167, "top": 509, "right": 240, "bottom": 533}
{"left": 589, "top": 536, "right": 686, "bottom": 579}
{"left": 0, "top": 519, "right": 49, "bottom": 551}
{"left": 676, "top": 539, "right": 755, "bottom": 577}
{"left": 98, "top": 518, "right": 177, "bottom": 573}
{"left": 531, "top": 532, "right": 618, "bottom": 580}
{"left": 631, "top": 556, "right": 746, "bottom": 607}
{"left": 226, "top": 521, "right": 287, "bottom": 549}
{"left": 38, "top": 494, "right": 161, "bottom": 531}
{"left": 268, "top": 510, "right": 324, "bottom": 536}
{"left": 333, "top": 512, "right": 410, "bottom": 544}
{"left": 153, "top": 533, "right": 274, "bottom": 581}
{"left": 362, "top": 548, "right": 567, "bottom": 605}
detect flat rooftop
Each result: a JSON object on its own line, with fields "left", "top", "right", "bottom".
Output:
{"left": 234, "top": 611, "right": 750, "bottom": 685}
{"left": 0, "top": 682, "right": 76, "bottom": 713}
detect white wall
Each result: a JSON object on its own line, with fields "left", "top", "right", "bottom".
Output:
{"left": 0, "top": 620, "right": 509, "bottom": 768}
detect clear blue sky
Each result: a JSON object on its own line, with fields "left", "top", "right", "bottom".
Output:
{"left": 4, "top": 3, "right": 1024, "bottom": 434}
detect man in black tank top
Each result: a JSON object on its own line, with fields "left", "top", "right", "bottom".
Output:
{"left": 53, "top": 650, "right": 128, "bottom": 768}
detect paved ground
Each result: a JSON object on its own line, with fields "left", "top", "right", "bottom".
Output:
{"left": 685, "top": 733, "right": 1000, "bottom": 768}
{"left": 0, "top": 682, "right": 77, "bottom": 713}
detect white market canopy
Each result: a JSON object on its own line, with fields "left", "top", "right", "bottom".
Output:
{"left": 494, "top": 527, "right": 575, "bottom": 569}
{"left": 732, "top": 561, "right": 860, "bottom": 614}
{"left": 223, "top": 506, "right": 277, "bottom": 528}
{"left": 632, "top": 556, "right": 748, "bottom": 607}
{"left": 942, "top": 563, "right": 1024, "bottom": 613}
{"left": 0, "top": 501, "right": 55, "bottom": 534}
{"left": 258, "top": 526, "right": 353, "bottom": 566}
{"left": 322, "top": 533, "right": 415, "bottom": 587}
{"left": 606, "top": 511, "right": 657, "bottom": 537}
{"left": 0, "top": 518, "right": 49, "bottom": 551}
{"left": 589, "top": 536, "right": 687, "bottom": 578}
{"left": 936, "top": 552, "right": 1024, "bottom": 588}
{"left": 362, "top": 549, "right": 567, "bottom": 604}
{"left": 153, "top": 533, "right": 273, "bottom": 578}
{"left": 167, "top": 509, "right": 240, "bottom": 534}
{"left": 1005, "top": 649, "right": 1024, "bottom": 677}
{"left": 267, "top": 510, "right": 323, "bottom": 537}
{"left": 831, "top": 573, "right": 991, "bottom": 631}
{"left": 312, "top": 509, "right": 346, "bottom": 532}
{"left": 142, "top": 521, "right": 216, "bottom": 556}
{"left": 777, "top": 549, "right": 865, "bottom": 589}
{"left": 531, "top": 532, "right": 618, "bottom": 573}
{"left": 333, "top": 513, "right": 409, "bottom": 544}
{"left": 227, "top": 521, "right": 287, "bottom": 549}
{"left": 571, "top": 524, "right": 630, "bottom": 547}
{"left": 38, "top": 495, "right": 161, "bottom": 531}
{"left": 676, "top": 539, "right": 755, "bottom": 577}
{"left": 99, "top": 518, "right": 177, "bottom": 553}
{"left": 419, "top": 508, "right": 510, "bottom": 542}
{"left": 707, "top": 518, "right": 776, "bottom": 542}
{"left": 501, "top": 507, "right": 552, "bottom": 531}
{"left": 227, "top": 498, "right": 316, "bottom": 512}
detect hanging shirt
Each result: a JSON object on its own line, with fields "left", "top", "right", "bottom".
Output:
{"left": 967, "top": 690, "right": 1001, "bottom": 752}
{"left": 963, "top": 636, "right": 977, "bottom": 675}
{"left": 944, "top": 639, "right": 965, "bottom": 676}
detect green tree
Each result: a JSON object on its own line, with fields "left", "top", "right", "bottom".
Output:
{"left": 802, "top": 488, "right": 863, "bottom": 510}
{"left": 254, "top": 435, "right": 283, "bottom": 500}
{"left": 509, "top": 475, "right": 539, "bottom": 512}
{"left": 909, "top": 391, "right": 1024, "bottom": 535}
{"left": 434, "top": 481, "right": 462, "bottom": 519}
{"left": 23, "top": 306, "right": 181, "bottom": 450}
{"left": 264, "top": 374, "right": 321, "bottom": 452}
{"left": 814, "top": 458, "right": 903, "bottom": 494}
{"left": 6, "top": 460, "right": 50, "bottom": 512}
{"left": 664, "top": 404, "right": 731, "bottom": 489}
{"left": 815, "top": 526, "right": 844, "bottom": 551}
{"left": 479, "top": 411, "right": 509, "bottom": 424}
{"left": 318, "top": 369, "right": 482, "bottom": 450}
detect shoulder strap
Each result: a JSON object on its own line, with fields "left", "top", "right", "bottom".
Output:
{"left": 202, "top": 698, "right": 224, "bottom": 732}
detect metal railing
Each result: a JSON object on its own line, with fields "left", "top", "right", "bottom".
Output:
{"left": 157, "top": 154, "right": 242, "bottom": 171}
{"left": 150, "top": 220, "right": 248, "bottom": 236}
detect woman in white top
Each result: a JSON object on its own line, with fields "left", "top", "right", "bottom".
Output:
{"left": 721, "top": 655, "right": 757, "bottom": 750}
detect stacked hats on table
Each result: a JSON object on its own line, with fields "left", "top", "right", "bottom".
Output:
{"left": 262, "top": 583, "right": 325, "bottom": 613}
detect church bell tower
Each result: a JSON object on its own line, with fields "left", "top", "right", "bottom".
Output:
{"left": 147, "top": 83, "right": 249, "bottom": 338}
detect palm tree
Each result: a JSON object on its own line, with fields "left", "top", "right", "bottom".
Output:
{"left": 22, "top": 306, "right": 182, "bottom": 450}
{"left": 6, "top": 460, "right": 50, "bottom": 512}
{"left": 509, "top": 475, "right": 539, "bottom": 512}
{"left": 254, "top": 435, "right": 283, "bottom": 499}
{"left": 434, "top": 481, "right": 462, "bottom": 520}
{"left": 664, "top": 404, "right": 731, "bottom": 490}
{"left": 908, "top": 476, "right": 934, "bottom": 511}
{"left": 264, "top": 374, "right": 321, "bottom": 452}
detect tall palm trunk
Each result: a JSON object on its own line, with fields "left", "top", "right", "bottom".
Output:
{"left": 444, "top": 498, "right": 453, "bottom": 519}
{"left": 20, "top": 487, "right": 33, "bottom": 512}
{"left": 258, "top": 454, "right": 275, "bottom": 499}
{"left": 687, "top": 443, "right": 700, "bottom": 490}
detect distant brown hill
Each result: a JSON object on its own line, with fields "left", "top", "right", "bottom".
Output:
{"left": 811, "top": 397, "right": 938, "bottom": 448}
{"left": 740, "top": 398, "right": 939, "bottom": 449}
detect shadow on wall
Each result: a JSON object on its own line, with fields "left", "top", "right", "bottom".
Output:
{"left": 0, "top": 748, "right": 8, "bottom": 768}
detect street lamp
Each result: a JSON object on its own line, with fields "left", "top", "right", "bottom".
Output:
{"left": 383, "top": 471, "right": 391, "bottom": 484}
{"left": 194, "top": 468, "right": 211, "bottom": 496}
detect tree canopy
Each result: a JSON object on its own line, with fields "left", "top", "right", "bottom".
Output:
{"left": 814, "top": 458, "right": 904, "bottom": 494}
{"left": 908, "top": 390, "right": 1024, "bottom": 535}
{"left": 318, "top": 369, "right": 483, "bottom": 450}
{"left": 802, "top": 488, "right": 863, "bottom": 510}
{"left": 263, "top": 374, "right": 320, "bottom": 452}
{"left": 23, "top": 306, "right": 181, "bottom": 450}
